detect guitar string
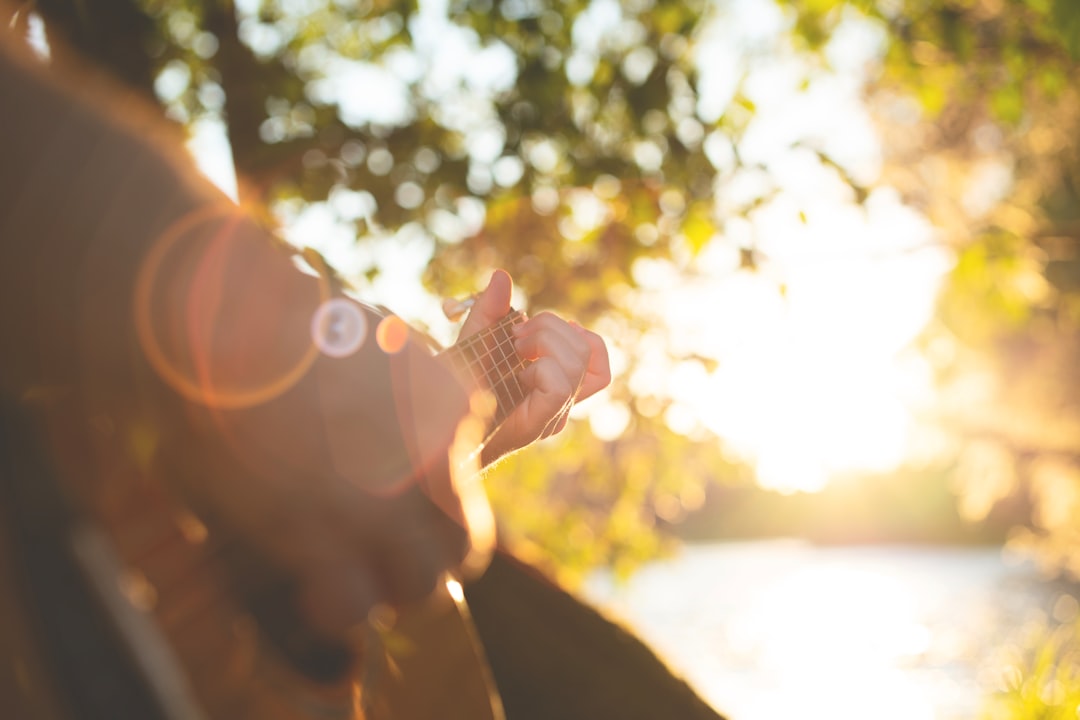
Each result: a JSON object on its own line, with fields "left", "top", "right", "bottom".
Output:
{"left": 493, "top": 314, "right": 529, "bottom": 412}
{"left": 444, "top": 312, "right": 528, "bottom": 424}
{"left": 476, "top": 326, "right": 513, "bottom": 418}
{"left": 476, "top": 316, "right": 527, "bottom": 421}
{"left": 467, "top": 314, "right": 566, "bottom": 437}
{"left": 488, "top": 333, "right": 528, "bottom": 413}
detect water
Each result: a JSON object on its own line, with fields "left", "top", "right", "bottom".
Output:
{"left": 582, "top": 540, "right": 1077, "bottom": 720}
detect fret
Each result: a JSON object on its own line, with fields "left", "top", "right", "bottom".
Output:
{"left": 439, "top": 310, "right": 529, "bottom": 428}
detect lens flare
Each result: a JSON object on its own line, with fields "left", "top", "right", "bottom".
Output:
{"left": 133, "top": 205, "right": 329, "bottom": 409}
{"left": 376, "top": 315, "right": 410, "bottom": 355}
{"left": 311, "top": 298, "right": 368, "bottom": 358}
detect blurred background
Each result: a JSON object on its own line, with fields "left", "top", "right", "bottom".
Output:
{"left": 12, "top": 0, "right": 1080, "bottom": 717}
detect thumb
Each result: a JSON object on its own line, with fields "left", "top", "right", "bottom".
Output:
{"left": 459, "top": 269, "right": 513, "bottom": 339}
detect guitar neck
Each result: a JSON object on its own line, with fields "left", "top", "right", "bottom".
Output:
{"left": 440, "top": 311, "right": 530, "bottom": 428}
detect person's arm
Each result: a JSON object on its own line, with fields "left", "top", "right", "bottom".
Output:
{"left": 0, "top": 36, "right": 477, "bottom": 634}
{"left": 0, "top": 28, "right": 610, "bottom": 637}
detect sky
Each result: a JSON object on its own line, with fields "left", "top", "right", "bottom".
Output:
{"left": 184, "top": 0, "right": 956, "bottom": 494}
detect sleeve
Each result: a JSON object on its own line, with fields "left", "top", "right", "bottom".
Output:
{"left": 0, "top": 34, "right": 473, "bottom": 515}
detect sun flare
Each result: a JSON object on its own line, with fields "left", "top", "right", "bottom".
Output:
{"left": 631, "top": 186, "right": 949, "bottom": 494}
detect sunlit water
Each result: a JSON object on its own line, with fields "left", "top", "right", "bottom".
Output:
{"left": 583, "top": 540, "right": 1077, "bottom": 720}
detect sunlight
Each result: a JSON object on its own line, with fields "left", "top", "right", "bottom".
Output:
{"left": 751, "top": 565, "right": 931, "bottom": 670}
{"left": 24, "top": 13, "right": 50, "bottom": 61}
{"left": 178, "top": 0, "right": 954, "bottom": 495}
{"left": 735, "top": 562, "right": 937, "bottom": 720}
{"left": 642, "top": 181, "right": 948, "bottom": 493}
{"left": 584, "top": 542, "right": 1029, "bottom": 720}
{"left": 629, "top": 8, "right": 951, "bottom": 493}
{"left": 186, "top": 118, "right": 238, "bottom": 202}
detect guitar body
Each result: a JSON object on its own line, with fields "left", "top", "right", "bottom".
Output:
{"left": 0, "top": 302, "right": 510, "bottom": 720}
{"left": 0, "top": 321, "right": 726, "bottom": 720}
{"left": 0, "top": 40, "right": 522, "bottom": 720}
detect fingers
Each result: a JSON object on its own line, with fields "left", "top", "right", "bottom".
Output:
{"left": 514, "top": 314, "right": 590, "bottom": 392}
{"left": 513, "top": 311, "right": 610, "bottom": 402}
{"left": 512, "top": 326, "right": 584, "bottom": 437}
{"left": 496, "top": 311, "right": 611, "bottom": 445}
{"left": 458, "top": 278, "right": 611, "bottom": 408}
{"left": 517, "top": 357, "right": 578, "bottom": 438}
{"left": 458, "top": 269, "right": 512, "bottom": 340}
{"left": 569, "top": 322, "right": 612, "bottom": 402}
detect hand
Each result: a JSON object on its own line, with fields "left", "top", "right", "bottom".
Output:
{"left": 150, "top": 220, "right": 486, "bottom": 642}
{"left": 7, "top": 40, "right": 487, "bottom": 658}
{"left": 457, "top": 270, "right": 611, "bottom": 464}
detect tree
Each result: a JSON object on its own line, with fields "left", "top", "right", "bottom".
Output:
{"left": 15, "top": 0, "right": 760, "bottom": 575}
{"left": 25, "top": 0, "right": 1078, "bottom": 581}
{"left": 775, "top": 0, "right": 1080, "bottom": 578}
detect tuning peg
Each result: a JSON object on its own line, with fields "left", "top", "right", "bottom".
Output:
{"left": 441, "top": 295, "right": 477, "bottom": 322}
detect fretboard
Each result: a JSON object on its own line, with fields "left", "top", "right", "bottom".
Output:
{"left": 441, "top": 311, "right": 530, "bottom": 428}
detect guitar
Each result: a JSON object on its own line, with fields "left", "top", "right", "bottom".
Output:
{"left": 0, "top": 302, "right": 532, "bottom": 720}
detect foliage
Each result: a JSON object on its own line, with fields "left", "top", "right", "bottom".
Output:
{"left": 15, "top": 0, "right": 764, "bottom": 575}
{"left": 770, "top": 4, "right": 1080, "bottom": 716}
{"left": 982, "top": 605, "right": 1080, "bottom": 720}
{"left": 29, "top": 0, "right": 721, "bottom": 311}
{"left": 20, "top": 0, "right": 1080, "bottom": 580}
{"left": 485, "top": 413, "right": 732, "bottom": 584}
{"left": 774, "top": 0, "right": 1080, "bottom": 580}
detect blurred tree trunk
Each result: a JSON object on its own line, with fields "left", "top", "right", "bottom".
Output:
{"left": 201, "top": 1, "right": 264, "bottom": 206}
{"left": 36, "top": 0, "right": 158, "bottom": 103}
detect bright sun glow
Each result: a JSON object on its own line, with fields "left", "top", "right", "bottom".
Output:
{"left": 638, "top": 186, "right": 949, "bottom": 494}
{"left": 185, "top": 0, "right": 952, "bottom": 494}
{"left": 584, "top": 542, "right": 1014, "bottom": 720}
{"left": 629, "top": 230, "right": 946, "bottom": 493}
{"left": 620, "top": 4, "right": 950, "bottom": 493}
